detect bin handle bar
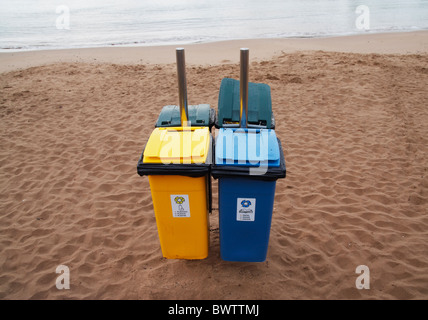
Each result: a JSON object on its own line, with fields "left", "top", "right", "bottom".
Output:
{"left": 240, "top": 48, "right": 249, "bottom": 128}
{"left": 176, "top": 48, "right": 189, "bottom": 126}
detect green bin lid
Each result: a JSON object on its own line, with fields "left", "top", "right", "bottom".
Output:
{"left": 217, "top": 78, "right": 274, "bottom": 129}
{"left": 155, "top": 104, "right": 215, "bottom": 128}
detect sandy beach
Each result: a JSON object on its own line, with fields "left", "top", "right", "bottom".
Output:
{"left": 1, "top": 31, "right": 428, "bottom": 299}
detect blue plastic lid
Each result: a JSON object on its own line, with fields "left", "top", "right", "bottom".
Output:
{"left": 215, "top": 128, "right": 280, "bottom": 167}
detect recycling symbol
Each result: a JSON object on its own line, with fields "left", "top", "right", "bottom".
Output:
{"left": 241, "top": 200, "right": 251, "bottom": 208}
{"left": 174, "top": 196, "right": 185, "bottom": 204}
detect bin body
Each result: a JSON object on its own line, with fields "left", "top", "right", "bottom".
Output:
{"left": 137, "top": 127, "right": 212, "bottom": 259}
{"left": 148, "top": 175, "right": 209, "bottom": 259}
{"left": 218, "top": 177, "right": 276, "bottom": 262}
{"left": 212, "top": 128, "right": 286, "bottom": 262}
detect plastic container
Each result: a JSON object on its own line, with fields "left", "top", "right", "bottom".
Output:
{"left": 211, "top": 128, "right": 286, "bottom": 262}
{"left": 137, "top": 126, "right": 212, "bottom": 259}
{"left": 137, "top": 48, "right": 212, "bottom": 259}
{"left": 211, "top": 48, "right": 285, "bottom": 262}
{"left": 216, "top": 78, "right": 275, "bottom": 129}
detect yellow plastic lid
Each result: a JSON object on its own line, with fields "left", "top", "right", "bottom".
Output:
{"left": 143, "top": 127, "right": 211, "bottom": 164}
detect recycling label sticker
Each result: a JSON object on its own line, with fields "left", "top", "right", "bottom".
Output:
{"left": 170, "top": 194, "right": 190, "bottom": 218}
{"left": 236, "top": 198, "right": 256, "bottom": 221}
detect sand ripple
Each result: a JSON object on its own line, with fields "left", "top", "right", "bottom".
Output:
{"left": 1, "top": 52, "right": 428, "bottom": 299}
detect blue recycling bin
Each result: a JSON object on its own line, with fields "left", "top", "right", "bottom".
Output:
{"left": 211, "top": 128, "right": 286, "bottom": 262}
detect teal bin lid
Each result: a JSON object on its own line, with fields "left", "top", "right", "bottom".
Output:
{"left": 217, "top": 78, "right": 274, "bottom": 129}
{"left": 215, "top": 128, "right": 280, "bottom": 167}
{"left": 155, "top": 104, "right": 214, "bottom": 128}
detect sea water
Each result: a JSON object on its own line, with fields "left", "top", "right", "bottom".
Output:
{"left": 0, "top": 0, "right": 427, "bottom": 51}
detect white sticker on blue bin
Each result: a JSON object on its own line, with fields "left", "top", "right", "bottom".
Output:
{"left": 237, "top": 198, "right": 256, "bottom": 221}
{"left": 171, "top": 194, "right": 190, "bottom": 218}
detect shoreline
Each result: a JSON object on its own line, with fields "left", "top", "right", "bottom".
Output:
{"left": 1, "top": 29, "right": 426, "bottom": 52}
{"left": 1, "top": 31, "right": 428, "bottom": 73}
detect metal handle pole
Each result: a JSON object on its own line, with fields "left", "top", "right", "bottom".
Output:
{"left": 176, "top": 48, "right": 189, "bottom": 126}
{"left": 240, "top": 48, "right": 249, "bottom": 128}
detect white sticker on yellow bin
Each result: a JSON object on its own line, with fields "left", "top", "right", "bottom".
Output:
{"left": 236, "top": 198, "right": 256, "bottom": 221}
{"left": 171, "top": 195, "right": 191, "bottom": 218}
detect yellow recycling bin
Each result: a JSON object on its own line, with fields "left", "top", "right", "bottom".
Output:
{"left": 137, "top": 126, "right": 212, "bottom": 259}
